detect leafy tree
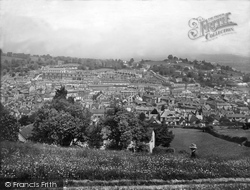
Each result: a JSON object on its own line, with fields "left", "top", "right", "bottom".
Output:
{"left": 28, "top": 112, "right": 37, "bottom": 123}
{"left": 183, "top": 67, "right": 189, "bottom": 72}
{"left": 168, "top": 55, "right": 173, "bottom": 60}
{"left": 146, "top": 122, "right": 174, "bottom": 147}
{"left": 155, "top": 125, "right": 174, "bottom": 147}
{"left": 30, "top": 99, "right": 91, "bottom": 146}
{"left": 68, "top": 97, "right": 75, "bottom": 104}
{"left": 139, "top": 112, "right": 146, "bottom": 121}
{"left": 128, "top": 58, "right": 134, "bottom": 66}
{"left": 18, "top": 115, "right": 32, "bottom": 126}
{"left": 99, "top": 106, "right": 147, "bottom": 150}
{"left": 204, "top": 115, "right": 214, "bottom": 124}
{"left": 86, "top": 124, "right": 103, "bottom": 148}
{"left": 53, "top": 86, "right": 67, "bottom": 100}
{"left": 0, "top": 103, "right": 20, "bottom": 142}
{"left": 243, "top": 74, "right": 250, "bottom": 82}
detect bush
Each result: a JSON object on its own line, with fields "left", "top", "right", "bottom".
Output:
{"left": 136, "top": 142, "right": 149, "bottom": 153}
{"left": 152, "top": 146, "right": 175, "bottom": 154}
{"left": 205, "top": 126, "right": 248, "bottom": 144}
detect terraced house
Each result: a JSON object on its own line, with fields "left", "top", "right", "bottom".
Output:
{"left": 41, "top": 65, "right": 97, "bottom": 80}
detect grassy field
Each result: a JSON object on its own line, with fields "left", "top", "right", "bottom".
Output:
{"left": 170, "top": 128, "right": 250, "bottom": 158}
{"left": 213, "top": 128, "right": 250, "bottom": 139}
{"left": 64, "top": 183, "right": 250, "bottom": 190}
{"left": 1, "top": 140, "right": 250, "bottom": 182}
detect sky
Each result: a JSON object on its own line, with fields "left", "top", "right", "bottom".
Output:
{"left": 1, "top": 0, "right": 250, "bottom": 60}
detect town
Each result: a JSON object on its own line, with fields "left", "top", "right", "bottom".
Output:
{"left": 1, "top": 52, "right": 250, "bottom": 140}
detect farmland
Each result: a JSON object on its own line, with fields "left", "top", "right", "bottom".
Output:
{"left": 170, "top": 128, "right": 250, "bottom": 158}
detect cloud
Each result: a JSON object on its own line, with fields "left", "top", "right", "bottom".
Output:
{"left": 1, "top": 0, "right": 250, "bottom": 59}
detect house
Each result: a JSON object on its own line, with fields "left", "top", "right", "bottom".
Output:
{"left": 188, "top": 114, "right": 199, "bottom": 124}
{"left": 18, "top": 124, "right": 34, "bottom": 142}
{"left": 161, "top": 96, "right": 175, "bottom": 106}
{"left": 134, "top": 99, "right": 146, "bottom": 105}
{"left": 90, "top": 108, "right": 105, "bottom": 118}
{"left": 149, "top": 108, "right": 160, "bottom": 119}
{"left": 226, "top": 114, "right": 245, "bottom": 122}
{"left": 237, "top": 107, "right": 249, "bottom": 114}
{"left": 160, "top": 109, "right": 180, "bottom": 125}
{"left": 142, "top": 94, "right": 157, "bottom": 104}
{"left": 194, "top": 108, "right": 203, "bottom": 120}
{"left": 135, "top": 106, "right": 154, "bottom": 117}
{"left": 216, "top": 102, "right": 231, "bottom": 110}
{"left": 246, "top": 115, "right": 250, "bottom": 123}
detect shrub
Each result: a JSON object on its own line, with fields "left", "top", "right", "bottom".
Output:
{"left": 205, "top": 126, "right": 248, "bottom": 144}
{"left": 152, "top": 146, "right": 175, "bottom": 154}
{"left": 136, "top": 142, "right": 149, "bottom": 153}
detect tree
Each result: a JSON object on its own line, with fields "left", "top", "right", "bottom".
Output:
{"left": 183, "top": 67, "right": 189, "bottom": 72}
{"left": 139, "top": 112, "right": 146, "bottom": 121}
{"left": 86, "top": 124, "right": 103, "bottom": 148}
{"left": 0, "top": 103, "right": 20, "bottom": 142}
{"left": 18, "top": 115, "right": 32, "bottom": 126}
{"left": 30, "top": 99, "right": 91, "bottom": 146}
{"left": 29, "top": 112, "right": 37, "bottom": 123}
{"left": 67, "top": 97, "right": 75, "bottom": 104}
{"left": 98, "top": 106, "right": 147, "bottom": 150}
{"left": 204, "top": 115, "right": 215, "bottom": 124}
{"left": 145, "top": 121, "right": 174, "bottom": 147}
{"left": 53, "top": 86, "right": 67, "bottom": 100}
{"left": 168, "top": 55, "right": 173, "bottom": 60}
{"left": 128, "top": 58, "right": 134, "bottom": 66}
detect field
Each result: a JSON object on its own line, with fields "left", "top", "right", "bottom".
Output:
{"left": 213, "top": 127, "right": 250, "bottom": 139}
{"left": 170, "top": 128, "right": 250, "bottom": 158}
{"left": 1, "top": 139, "right": 250, "bottom": 183}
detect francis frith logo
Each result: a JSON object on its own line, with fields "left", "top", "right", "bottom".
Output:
{"left": 188, "top": 12, "right": 237, "bottom": 41}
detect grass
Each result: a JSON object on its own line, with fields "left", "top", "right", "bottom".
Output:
{"left": 1, "top": 140, "right": 250, "bottom": 182}
{"left": 213, "top": 128, "right": 250, "bottom": 139}
{"left": 64, "top": 183, "right": 250, "bottom": 190}
{"left": 170, "top": 128, "right": 250, "bottom": 158}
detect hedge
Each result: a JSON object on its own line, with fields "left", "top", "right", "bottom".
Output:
{"left": 205, "top": 126, "right": 250, "bottom": 147}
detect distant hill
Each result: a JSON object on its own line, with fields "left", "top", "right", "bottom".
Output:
{"left": 185, "top": 54, "right": 250, "bottom": 73}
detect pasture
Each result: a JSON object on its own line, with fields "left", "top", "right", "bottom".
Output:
{"left": 170, "top": 128, "right": 250, "bottom": 158}
{"left": 214, "top": 127, "right": 250, "bottom": 139}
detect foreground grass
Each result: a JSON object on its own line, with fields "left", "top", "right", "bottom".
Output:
{"left": 65, "top": 183, "right": 250, "bottom": 190}
{"left": 171, "top": 128, "right": 250, "bottom": 158}
{"left": 1, "top": 141, "right": 250, "bottom": 181}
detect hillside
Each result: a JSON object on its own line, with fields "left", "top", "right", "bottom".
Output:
{"left": 185, "top": 54, "right": 250, "bottom": 73}
{"left": 171, "top": 128, "right": 250, "bottom": 159}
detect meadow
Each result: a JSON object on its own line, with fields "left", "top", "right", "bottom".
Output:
{"left": 213, "top": 127, "right": 250, "bottom": 139}
{"left": 170, "top": 128, "right": 250, "bottom": 158}
{"left": 1, "top": 138, "right": 250, "bottom": 183}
